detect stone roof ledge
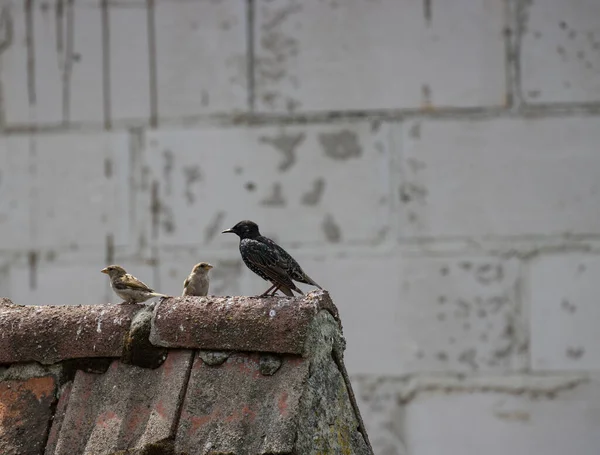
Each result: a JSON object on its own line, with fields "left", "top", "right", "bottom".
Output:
{"left": 0, "top": 291, "right": 373, "bottom": 455}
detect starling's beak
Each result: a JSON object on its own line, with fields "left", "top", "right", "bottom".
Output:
{"left": 221, "top": 228, "right": 234, "bottom": 234}
{"left": 100, "top": 267, "right": 109, "bottom": 274}
{"left": 207, "top": 264, "right": 214, "bottom": 269}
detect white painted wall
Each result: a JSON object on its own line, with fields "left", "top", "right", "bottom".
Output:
{"left": 1, "top": 1, "right": 600, "bottom": 453}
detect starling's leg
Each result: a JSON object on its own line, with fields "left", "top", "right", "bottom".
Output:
{"left": 259, "top": 284, "right": 276, "bottom": 296}
{"left": 269, "top": 285, "right": 281, "bottom": 296}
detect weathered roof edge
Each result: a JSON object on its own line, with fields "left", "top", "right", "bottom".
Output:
{"left": 150, "top": 290, "right": 340, "bottom": 354}
{"left": 0, "top": 291, "right": 341, "bottom": 365}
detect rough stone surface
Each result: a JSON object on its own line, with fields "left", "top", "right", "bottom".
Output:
{"left": 47, "top": 350, "right": 193, "bottom": 455}
{"left": 122, "top": 305, "right": 169, "bottom": 369}
{"left": 296, "top": 311, "right": 371, "bottom": 455}
{"left": 0, "top": 375, "right": 57, "bottom": 455}
{"left": 0, "top": 300, "right": 142, "bottom": 364}
{"left": 530, "top": 254, "right": 600, "bottom": 371}
{"left": 176, "top": 351, "right": 309, "bottom": 455}
{"left": 259, "top": 354, "right": 282, "bottom": 376}
{"left": 198, "top": 350, "right": 231, "bottom": 366}
{"left": 150, "top": 290, "right": 340, "bottom": 354}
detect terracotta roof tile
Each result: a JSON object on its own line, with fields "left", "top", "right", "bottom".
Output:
{"left": 0, "top": 375, "right": 56, "bottom": 455}
{"left": 0, "top": 293, "right": 373, "bottom": 454}
{"left": 176, "top": 352, "right": 309, "bottom": 454}
{"left": 46, "top": 350, "right": 193, "bottom": 455}
{"left": 150, "top": 290, "right": 340, "bottom": 354}
{"left": 0, "top": 301, "right": 141, "bottom": 365}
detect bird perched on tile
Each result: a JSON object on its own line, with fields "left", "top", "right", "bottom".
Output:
{"left": 101, "top": 265, "right": 166, "bottom": 304}
{"left": 222, "top": 220, "right": 322, "bottom": 297}
{"left": 182, "top": 262, "right": 213, "bottom": 296}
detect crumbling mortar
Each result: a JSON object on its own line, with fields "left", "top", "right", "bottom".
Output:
{"left": 397, "top": 376, "right": 588, "bottom": 405}
{"left": 505, "top": 0, "right": 525, "bottom": 111}
{"left": 353, "top": 373, "right": 589, "bottom": 406}
{"left": 3, "top": 102, "right": 600, "bottom": 137}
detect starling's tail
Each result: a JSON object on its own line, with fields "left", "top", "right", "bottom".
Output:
{"left": 279, "top": 285, "right": 295, "bottom": 297}
{"left": 151, "top": 292, "right": 168, "bottom": 298}
{"left": 302, "top": 273, "right": 322, "bottom": 289}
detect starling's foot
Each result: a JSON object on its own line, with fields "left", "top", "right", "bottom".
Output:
{"left": 260, "top": 284, "right": 277, "bottom": 296}
{"left": 269, "top": 287, "right": 281, "bottom": 296}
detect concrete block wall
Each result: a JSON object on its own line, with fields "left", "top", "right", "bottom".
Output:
{"left": 0, "top": 1, "right": 599, "bottom": 454}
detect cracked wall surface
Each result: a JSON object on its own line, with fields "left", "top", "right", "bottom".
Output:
{"left": 1, "top": 0, "right": 600, "bottom": 454}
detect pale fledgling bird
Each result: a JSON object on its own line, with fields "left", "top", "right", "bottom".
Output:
{"left": 101, "top": 265, "right": 166, "bottom": 304}
{"left": 182, "top": 262, "right": 213, "bottom": 296}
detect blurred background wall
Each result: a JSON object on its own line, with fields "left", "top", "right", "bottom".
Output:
{"left": 1, "top": 0, "right": 600, "bottom": 454}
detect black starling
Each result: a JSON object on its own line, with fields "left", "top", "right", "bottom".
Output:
{"left": 222, "top": 220, "right": 322, "bottom": 297}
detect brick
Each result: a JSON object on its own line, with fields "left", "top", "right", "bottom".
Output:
{"left": 0, "top": 302, "right": 140, "bottom": 364}
{"left": 0, "top": 376, "right": 57, "bottom": 455}
{"left": 1, "top": 2, "right": 30, "bottom": 125}
{"left": 31, "top": 132, "right": 131, "bottom": 249}
{"left": 530, "top": 254, "right": 600, "bottom": 371}
{"left": 64, "top": 4, "right": 105, "bottom": 124}
{"left": 176, "top": 352, "right": 309, "bottom": 455}
{"left": 109, "top": 3, "right": 152, "bottom": 122}
{"left": 295, "top": 254, "right": 523, "bottom": 375}
{"left": 521, "top": 0, "right": 600, "bottom": 104}
{"left": 400, "top": 118, "right": 600, "bottom": 238}
{"left": 142, "top": 122, "right": 391, "bottom": 247}
{"left": 0, "top": 138, "right": 31, "bottom": 250}
{"left": 154, "top": 0, "right": 247, "bottom": 119}
{"left": 150, "top": 292, "right": 340, "bottom": 354}
{"left": 354, "top": 375, "right": 600, "bottom": 455}
{"left": 254, "top": 0, "right": 506, "bottom": 112}
{"left": 2, "top": 2, "right": 105, "bottom": 126}
{"left": 48, "top": 351, "right": 193, "bottom": 455}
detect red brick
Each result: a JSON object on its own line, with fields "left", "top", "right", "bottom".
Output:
{"left": 47, "top": 350, "right": 193, "bottom": 455}
{"left": 0, "top": 302, "right": 142, "bottom": 364}
{"left": 0, "top": 376, "right": 57, "bottom": 455}
{"left": 176, "top": 352, "right": 310, "bottom": 454}
{"left": 150, "top": 290, "right": 340, "bottom": 354}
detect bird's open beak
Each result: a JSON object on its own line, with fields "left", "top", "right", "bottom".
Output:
{"left": 221, "top": 228, "right": 234, "bottom": 234}
{"left": 100, "top": 267, "right": 109, "bottom": 274}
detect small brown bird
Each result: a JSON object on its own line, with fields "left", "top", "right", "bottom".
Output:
{"left": 182, "top": 262, "right": 213, "bottom": 296}
{"left": 101, "top": 265, "right": 166, "bottom": 304}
